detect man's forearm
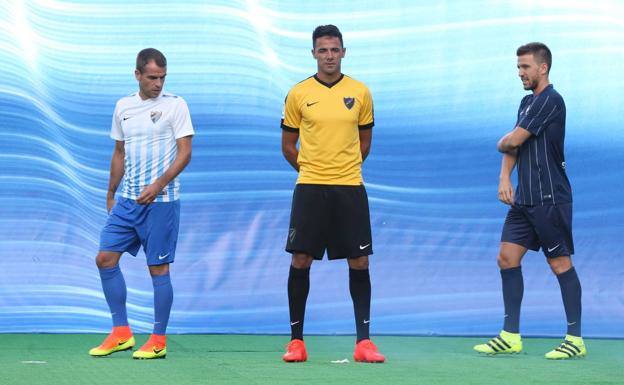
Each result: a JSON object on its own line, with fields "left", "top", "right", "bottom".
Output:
{"left": 282, "top": 148, "right": 299, "bottom": 172}
{"left": 499, "top": 150, "right": 518, "bottom": 179}
{"left": 107, "top": 152, "right": 125, "bottom": 198}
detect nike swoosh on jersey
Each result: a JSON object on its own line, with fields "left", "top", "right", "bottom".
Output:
{"left": 306, "top": 101, "right": 319, "bottom": 107}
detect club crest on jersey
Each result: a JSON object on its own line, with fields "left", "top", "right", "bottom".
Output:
{"left": 343, "top": 97, "right": 355, "bottom": 110}
{"left": 150, "top": 111, "right": 162, "bottom": 123}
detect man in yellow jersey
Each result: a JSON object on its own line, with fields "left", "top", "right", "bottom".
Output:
{"left": 280, "top": 25, "right": 384, "bottom": 363}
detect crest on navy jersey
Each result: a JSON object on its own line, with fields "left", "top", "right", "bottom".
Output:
{"left": 150, "top": 111, "right": 162, "bottom": 123}
{"left": 343, "top": 97, "right": 355, "bottom": 110}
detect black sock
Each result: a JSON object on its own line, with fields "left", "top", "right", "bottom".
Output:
{"left": 349, "top": 268, "right": 371, "bottom": 342}
{"left": 501, "top": 266, "right": 523, "bottom": 334}
{"left": 288, "top": 265, "right": 310, "bottom": 340}
{"left": 556, "top": 266, "right": 582, "bottom": 337}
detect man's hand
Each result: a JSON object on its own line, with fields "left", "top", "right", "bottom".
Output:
{"left": 107, "top": 195, "right": 116, "bottom": 213}
{"left": 498, "top": 177, "right": 515, "bottom": 205}
{"left": 136, "top": 182, "right": 164, "bottom": 205}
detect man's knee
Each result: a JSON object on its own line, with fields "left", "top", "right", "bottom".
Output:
{"left": 291, "top": 253, "right": 313, "bottom": 269}
{"left": 348, "top": 255, "right": 369, "bottom": 270}
{"left": 149, "top": 263, "right": 170, "bottom": 276}
{"left": 95, "top": 251, "right": 121, "bottom": 268}
{"left": 497, "top": 242, "right": 525, "bottom": 269}
{"left": 497, "top": 252, "right": 520, "bottom": 269}
{"left": 547, "top": 256, "right": 572, "bottom": 274}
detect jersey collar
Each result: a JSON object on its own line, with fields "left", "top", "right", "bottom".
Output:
{"left": 313, "top": 74, "right": 344, "bottom": 89}
{"left": 135, "top": 90, "right": 164, "bottom": 102}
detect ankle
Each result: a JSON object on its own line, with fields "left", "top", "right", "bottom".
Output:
{"left": 112, "top": 325, "right": 132, "bottom": 337}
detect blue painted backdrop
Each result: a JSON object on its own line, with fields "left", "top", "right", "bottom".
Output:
{"left": 1, "top": 1, "right": 622, "bottom": 337}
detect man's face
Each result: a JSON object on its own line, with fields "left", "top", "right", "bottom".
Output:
{"left": 135, "top": 60, "right": 166, "bottom": 99}
{"left": 517, "top": 54, "right": 546, "bottom": 91}
{"left": 312, "top": 36, "right": 345, "bottom": 77}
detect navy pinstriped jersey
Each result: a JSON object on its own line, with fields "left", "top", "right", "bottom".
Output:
{"left": 515, "top": 84, "right": 572, "bottom": 206}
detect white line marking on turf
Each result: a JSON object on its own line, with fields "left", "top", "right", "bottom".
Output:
{"left": 20, "top": 361, "right": 47, "bottom": 364}
{"left": 331, "top": 359, "right": 350, "bottom": 364}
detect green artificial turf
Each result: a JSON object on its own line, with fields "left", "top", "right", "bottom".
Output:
{"left": 1, "top": 335, "right": 622, "bottom": 385}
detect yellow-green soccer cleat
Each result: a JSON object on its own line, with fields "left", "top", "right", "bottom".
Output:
{"left": 474, "top": 330, "right": 522, "bottom": 355}
{"left": 89, "top": 335, "right": 135, "bottom": 357}
{"left": 132, "top": 335, "right": 167, "bottom": 359}
{"left": 545, "top": 335, "right": 586, "bottom": 360}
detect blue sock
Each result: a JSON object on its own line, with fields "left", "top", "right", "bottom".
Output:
{"left": 152, "top": 273, "right": 173, "bottom": 335}
{"left": 98, "top": 265, "right": 128, "bottom": 327}
{"left": 501, "top": 266, "right": 523, "bottom": 334}
{"left": 556, "top": 267, "right": 582, "bottom": 337}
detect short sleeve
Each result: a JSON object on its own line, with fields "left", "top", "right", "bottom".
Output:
{"left": 172, "top": 99, "right": 195, "bottom": 139}
{"left": 110, "top": 102, "right": 124, "bottom": 141}
{"left": 518, "top": 94, "right": 560, "bottom": 136}
{"left": 281, "top": 92, "right": 300, "bottom": 132}
{"left": 358, "top": 87, "right": 374, "bottom": 130}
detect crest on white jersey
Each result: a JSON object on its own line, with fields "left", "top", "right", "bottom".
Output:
{"left": 151, "top": 111, "right": 162, "bottom": 123}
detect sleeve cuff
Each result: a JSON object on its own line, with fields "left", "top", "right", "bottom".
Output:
{"left": 281, "top": 121, "right": 299, "bottom": 132}
{"left": 358, "top": 121, "right": 374, "bottom": 130}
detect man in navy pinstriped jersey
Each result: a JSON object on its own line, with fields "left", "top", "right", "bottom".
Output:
{"left": 474, "top": 43, "right": 586, "bottom": 360}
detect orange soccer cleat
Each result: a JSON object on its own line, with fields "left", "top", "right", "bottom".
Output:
{"left": 282, "top": 339, "right": 308, "bottom": 362}
{"left": 353, "top": 339, "right": 385, "bottom": 363}
{"left": 89, "top": 326, "right": 135, "bottom": 357}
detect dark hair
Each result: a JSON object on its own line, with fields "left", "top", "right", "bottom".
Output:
{"left": 136, "top": 48, "right": 167, "bottom": 73}
{"left": 312, "top": 25, "right": 343, "bottom": 48}
{"left": 517, "top": 42, "right": 552, "bottom": 73}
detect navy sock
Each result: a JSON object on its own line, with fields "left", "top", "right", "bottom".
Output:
{"left": 501, "top": 266, "right": 523, "bottom": 334}
{"left": 152, "top": 273, "right": 173, "bottom": 335}
{"left": 349, "top": 268, "right": 371, "bottom": 342}
{"left": 99, "top": 265, "right": 128, "bottom": 327}
{"left": 287, "top": 266, "right": 310, "bottom": 340}
{"left": 556, "top": 267, "right": 582, "bottom": 337}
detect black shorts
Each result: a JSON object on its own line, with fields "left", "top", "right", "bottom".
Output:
{"left": 286, "top": 184, "right": 373, "bottom": 260}
{"left": 501, "top": 203, "right": 574, "bottom": 258}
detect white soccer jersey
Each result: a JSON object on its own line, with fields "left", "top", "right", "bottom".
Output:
{"left": 111, "top": 91, "right": 194, "bottom": 202}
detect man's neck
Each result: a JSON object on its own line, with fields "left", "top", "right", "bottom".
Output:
{"left": 532, "top": 79, "right": 550, "bottom": 95}
{"left": 316, "top": 71, "right": 342, "bottom": 85}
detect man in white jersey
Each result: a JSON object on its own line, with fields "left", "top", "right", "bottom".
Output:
{"left": 88, "top": 48, "right": 194, "bottom": 360}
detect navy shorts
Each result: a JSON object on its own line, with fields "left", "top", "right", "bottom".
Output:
{"left": 501, "top": 203, "right": 574, "bottom": 258}
{"left": 99, "top": 197, "right": 180, "bottom": 265}
{"left": 286, "top": 184, "right": 373, "bottom": 260}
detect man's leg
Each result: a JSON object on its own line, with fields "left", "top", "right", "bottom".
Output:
{"left": 283, "top": 185, "right": 326, "bottom": 362}
{"left": 347, "top": 255, "right": 371, "bottom": 342}
{"left": 132, "top": 263, "right": 172, "bottom": 360}
{"left": 89, "top": 251, "right": 135, "bottom": 356}
{"left": 544, "top": 256, "right": 585, "bottom": 359}
{"left": 348, "top": 255, "right": 384, "bottom": 363}
{"left": 283, "top": 253, "right": 313, "bottom": 363}
{"left": 548, "top": 256, "right": 581, "bottom": 336}
{"left": 288, "top": 253, "right": 313, "bottom": 340}
{"left": 474, "top": 242, "right": 527, "bottom": 355}
{"left": 133, "top": 201, "right": 178, "bottom": 360}
{"left": 498, "top": 242, "right": 527, "bottom": 334}
{"left": 149, "top": 263, "right": 173, "bottom": 336}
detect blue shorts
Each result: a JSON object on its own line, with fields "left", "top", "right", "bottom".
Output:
{"left": 501, "top": 203, "right": 574, "bottom": 258}
{"left": 99, "top": 197, "right": 180, "bottom": 265}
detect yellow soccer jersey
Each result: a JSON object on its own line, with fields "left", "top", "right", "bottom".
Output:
{"left": 281, "top": 74, "right": 374, "bottom": 185}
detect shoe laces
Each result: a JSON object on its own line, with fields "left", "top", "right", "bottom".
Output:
{"left": 100, "top": 333, "right": 125, "bottom": 348}
{"left": 285, "top": 339, "right": 304, "bottom": 351}
{"left": 358, "top": 340, "right": 377, "bottom": 351}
